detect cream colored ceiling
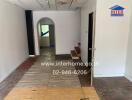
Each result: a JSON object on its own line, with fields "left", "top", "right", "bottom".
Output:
{"left": 6, "top": 0, "right": 88, "bottom": 10}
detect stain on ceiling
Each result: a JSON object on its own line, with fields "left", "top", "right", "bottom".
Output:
{"left": 6, "top": 0, "right": 88, "bottom": 10}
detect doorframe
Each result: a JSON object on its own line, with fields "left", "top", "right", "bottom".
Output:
{"left": 36, "top": 17, "right": 56, "bottom": 55}
{"left": 88, "top": 11, "right": 96, "bottom": 86}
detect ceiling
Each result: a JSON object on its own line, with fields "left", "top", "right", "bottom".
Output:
{"left": 6, "top": 0, "right": 88, "bottom": 10}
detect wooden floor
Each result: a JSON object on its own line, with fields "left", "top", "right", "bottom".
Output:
{"left": 2, "top": 48, "right": 99, "bottom": 100}
{"left": 5, "top": 87, "right": 99, "bottom": 100}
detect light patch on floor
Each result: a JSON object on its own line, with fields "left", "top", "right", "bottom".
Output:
{"left": 4, "top": 87, "right": 99, "bottom": 100}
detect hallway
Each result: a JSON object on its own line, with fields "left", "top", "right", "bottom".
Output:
{"left": 16, "top": 48, "right": 81, "bottom": 88}
{"left": 3, "top": 48, "right": 99, "bottom": 100}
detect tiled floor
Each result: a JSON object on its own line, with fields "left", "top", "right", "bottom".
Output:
{"left": 94, "top": 77, "right": 132, "bottom": 100}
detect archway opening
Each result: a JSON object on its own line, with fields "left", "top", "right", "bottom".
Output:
{"left": 37, "top": 18, "right": 55, "bottom": 55}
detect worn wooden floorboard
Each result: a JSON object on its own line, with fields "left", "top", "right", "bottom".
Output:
{"left": 1, "top": 48, "right": 97, "bottom": 100}
{"left": 5, "top": 87, "right": 99, "bottom": 100}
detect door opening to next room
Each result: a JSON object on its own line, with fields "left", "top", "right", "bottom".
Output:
{"left": 37, "top": 18, "right": 55, "bottom": 55}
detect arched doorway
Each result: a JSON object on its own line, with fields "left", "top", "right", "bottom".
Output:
{"left": 37, "top": 18, "right": 55, "bottom": 55}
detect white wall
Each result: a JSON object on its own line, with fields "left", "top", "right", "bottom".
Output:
{"left": 33, "top": 10, "right": 81, "bottom": 55}
{"left": 81, "top": 0, "right": 97, "bottom": 63}
{"left": 125, "top": 5, "right": 132, "bottom": 81}
{"left": 81, "top": 0, "right": 131, "bottom": 77}
{"left": 94, "top": 0, "right": 131, "bottom": 77}
{"left": 0, "top": 0, "right": 28, "bottom": 82}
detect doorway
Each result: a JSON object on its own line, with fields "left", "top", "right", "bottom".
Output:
{"left": 37, "top": 18, "right": 55, "bottom": 55}
{"left": 25, "top": 10, "right": 35, "bottom": 56}
{"left": 88, "top": 12, "right": 95, "bottom": 86}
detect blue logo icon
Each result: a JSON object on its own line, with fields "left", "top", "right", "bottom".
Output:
{"left": 110, "top": 5, "right": 125, "bottom": 16}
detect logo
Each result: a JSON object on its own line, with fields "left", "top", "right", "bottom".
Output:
{"left": 110, "top": 5, "right": 125, "bottom": 16}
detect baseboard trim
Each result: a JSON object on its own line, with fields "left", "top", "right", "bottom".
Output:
{"left": 125, "top": 75, "right": 132, "bottom": 82}
{"left": 94, "top": 73, "right": 124, "bottom": 77}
